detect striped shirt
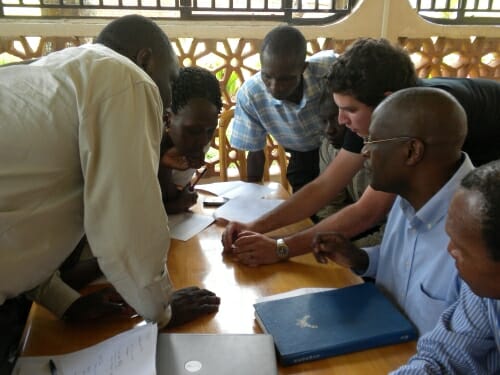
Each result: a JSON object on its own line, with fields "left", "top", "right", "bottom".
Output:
{"left": 392, "top": 282, "right": 500, "bottom": 374}
{"left": 230, "top": 51, "right": 336, "bottom": 152}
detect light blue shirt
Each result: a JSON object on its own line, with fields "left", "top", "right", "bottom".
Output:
{"left": 392, "top": 282, "right": 500, "bottom": 374}
{"left": 361, "top": 153, "right": 474, "bottom": 335}
{"left": 230, "top": 51, "right": 335, "bottom": 152}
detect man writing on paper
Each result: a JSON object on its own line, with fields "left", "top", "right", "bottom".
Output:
{"left": 391, "top": 161, "right": 500, "bottom": 374}
{"left": 0, "top": 15, "right": 220, "bottom": 371}
{"left": 313, "top": 87, "right": 471, "bottom": 335}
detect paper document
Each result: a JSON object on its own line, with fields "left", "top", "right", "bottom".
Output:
{"left": 196, "top": 181, "right": 272, "bottom": 200}
{"left": 14, "top": 323, "right": 158, "bottom": 375}
{"left": 256, "top": 287, "right": 335, "bottom": 304}
{"left": 168, "top": 212, "right": 214, "bottom": 241}
{"left": 213, "top": 196, "right": 285, "bottom": 223}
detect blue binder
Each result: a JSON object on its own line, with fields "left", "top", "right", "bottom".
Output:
{"left": 254, "top": 283, "right": 417, "bottom": 366}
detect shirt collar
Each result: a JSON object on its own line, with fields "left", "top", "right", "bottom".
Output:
{"left": 399, "top": 152, "right": 474, "bottom": 231}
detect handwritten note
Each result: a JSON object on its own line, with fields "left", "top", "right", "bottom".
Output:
{"left": 14, "top": 323, "right": 157, "bottom": 375}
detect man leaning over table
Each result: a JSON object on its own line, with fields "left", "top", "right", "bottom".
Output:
{"left": 391, "top": 161, "right": 500, "bottom": 374}
{"left": 312, "top": 87, "right": 471, "bottom": 335}
{"left": 222, "top": 37, "right": 500, "bottom": 266}
{"left": 230, "top": 25, "right": 335, "bottom": 193}
{"left": 0, "top": 14, "right": 220, "bottom": 372}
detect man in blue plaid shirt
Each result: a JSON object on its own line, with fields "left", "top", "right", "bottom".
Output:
{"left": 230, "top": 25, "right": 335, "bottom": 193}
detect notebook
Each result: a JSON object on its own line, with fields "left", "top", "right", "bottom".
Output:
{"left": 156, "top": 333, "right": 278, "bottom": 375}
{"left": 254, "top": 283, "right": 417, "bottom": 366}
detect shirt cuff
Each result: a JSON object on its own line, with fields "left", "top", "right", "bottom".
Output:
{"left": 354, "top": 245, "right": 380, "bottom": 278}
{"left": 25, "top": 272, "right": 81, "bottom": 318}
{"left": 156, "top": 305, "right": 172, "bottom": 329}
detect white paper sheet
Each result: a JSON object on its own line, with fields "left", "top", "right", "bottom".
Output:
{"left": 255, "top": 288, "right": 335, "bottom": 304}
{"left": 213, "top": 196, "right": 285, "bottom": 223}
{"left": 168, "top": 212, "right": 214, "bottom": 241}
{"left": 13, "top": 323, "right": 158, "bottom": 375}
{"left": 195, "top": 181, "right": 272, "bottom": 200}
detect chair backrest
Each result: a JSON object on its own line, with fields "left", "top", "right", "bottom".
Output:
{"left": 262, "top": 135, "right": 290, "bottom": 191}
{"left": 217, "top": 108, "right": 289, "bottom": 190}
{"left": 217, "top": 108, "right": 247, "bottom": 181}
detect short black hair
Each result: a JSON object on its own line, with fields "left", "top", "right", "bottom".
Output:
{"left": 327, "top": 38, "right": 417, "bottom": 107}
{"left": 95, "top": 14, "right": 172, "bottom": 61}
{"left": 260, "top": 25, "right": 307, "bottom": 66}
{"left": 460, "top": 160, "right": 500, "bottom": 261}
{"left": 171, "top": 67, "right": 223, "bottom": 115}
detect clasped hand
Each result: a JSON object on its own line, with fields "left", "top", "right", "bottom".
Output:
{"left": 221, "top": 222, "right": 281, "bottom": 266}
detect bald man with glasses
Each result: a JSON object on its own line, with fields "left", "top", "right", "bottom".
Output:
{"left": 313, "top": 87, "right": 472, "bottom": 336}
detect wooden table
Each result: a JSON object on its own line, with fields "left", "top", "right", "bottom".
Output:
{"left": 19, "top": 182, "right": 416, "bottom": 374}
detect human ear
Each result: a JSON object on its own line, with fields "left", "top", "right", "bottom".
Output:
{"left": 406, "top": 138, "right": 425, "bottom": 166}
{"left": 136, "top": 48, "right": 153, "bottom": 74}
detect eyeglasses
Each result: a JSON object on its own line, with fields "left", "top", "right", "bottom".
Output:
{"left": 361, "top": 136, "right": 414, "bottom": 155}
{"left": 363, "top": 136, "right": 413, "bottom": 146}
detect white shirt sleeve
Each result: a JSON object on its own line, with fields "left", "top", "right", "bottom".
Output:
{"left": 79, "top": 78, "right": 173, "bottom": 327}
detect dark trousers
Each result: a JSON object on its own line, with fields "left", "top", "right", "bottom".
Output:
{"left": 286, "top": 148, "right": 320, "bottom": 193}
{"left": 0, "top": 296, "right": 32, "bottom": 375}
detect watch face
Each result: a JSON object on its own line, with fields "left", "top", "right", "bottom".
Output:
{"left": 276, "top": 240, "right": 289, "bottom": 260}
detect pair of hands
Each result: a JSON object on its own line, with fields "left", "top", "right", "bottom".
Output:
{"left": 221, "top": 222, "right": 368, "bottom": 271}
{"left": 221, "top": 222, "right": 281, "bottom": 266}
{"left": 64, "top": 286, "right": 220, "bottom": 328}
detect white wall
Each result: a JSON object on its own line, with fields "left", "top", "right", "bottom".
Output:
{"left": 0, "top": 0, "right": 498, "bottom": 41}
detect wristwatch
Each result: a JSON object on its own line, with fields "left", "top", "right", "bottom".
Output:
{"left": 276, "top": 238, "right": 290, "bottom": 261}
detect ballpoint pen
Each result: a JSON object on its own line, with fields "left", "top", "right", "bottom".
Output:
{"left": 49, "top": 359, "right": 58, "bottom": 375}
{"left": 188, "top": 166, "right": 208, "bottom": 191}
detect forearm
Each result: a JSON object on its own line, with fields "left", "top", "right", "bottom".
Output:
{"left": 251, "top": 170, "right": 361, "bottom": 234}
{"left": 283, "top": 188, "right": 395, "bottom": 257}
{"left": 283, "top": 210, "right": 354, "bottom": 258}
{"left": 323, "top": 187, "right": 395, "bottom": 238}
{"left": 246, "top": 150, "right": 265, "bottom": 183}
{"left": 82, "top": 80, "right": 173, "bottom": 326}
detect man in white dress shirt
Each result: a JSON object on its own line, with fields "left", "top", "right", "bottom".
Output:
{"left": 0, "top": 15, "right": 220, "bottom": 371}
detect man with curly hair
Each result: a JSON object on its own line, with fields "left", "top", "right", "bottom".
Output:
{"left": 223, "top": 37, "right": 500, "bottom": 267}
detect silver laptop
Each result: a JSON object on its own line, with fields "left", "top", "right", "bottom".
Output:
{"left": 157, "top": 333, "right": 278, "bottom": 375}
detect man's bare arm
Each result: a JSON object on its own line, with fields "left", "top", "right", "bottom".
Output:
{"left": 284, "top": 186, "right": 396, "bottom": 258}
{"left": 250, "top": 149, "right": 365, "bottom": 234}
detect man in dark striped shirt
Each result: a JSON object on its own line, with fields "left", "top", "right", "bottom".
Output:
{"left": 393, "top": 160, "right": 500, "bottom": 374}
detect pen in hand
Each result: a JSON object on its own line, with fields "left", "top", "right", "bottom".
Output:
{"left": 49, "top": 359, "right": 58, "bottom": 375}
{"left": 188, "top": 166, "right": 208, "bottom": 191}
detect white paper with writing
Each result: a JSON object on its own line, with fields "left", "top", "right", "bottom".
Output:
{"left": 13, "top": 323, "right": 158, "bottom": 375}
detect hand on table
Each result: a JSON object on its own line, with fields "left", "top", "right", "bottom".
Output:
{"left": 166, "top": 286, "right": 221, "bottom": 328}
{"left": 63, "top": 287, "right": 135, "bottom": 321}
{"left": 231, "top": 231, "right": 280, "bottom": 266}
{"left": 312, "top": 232, "right": 369, "bottom": 272}
{"left": 221, "top": 221, "right": 252, "bottom": 253}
